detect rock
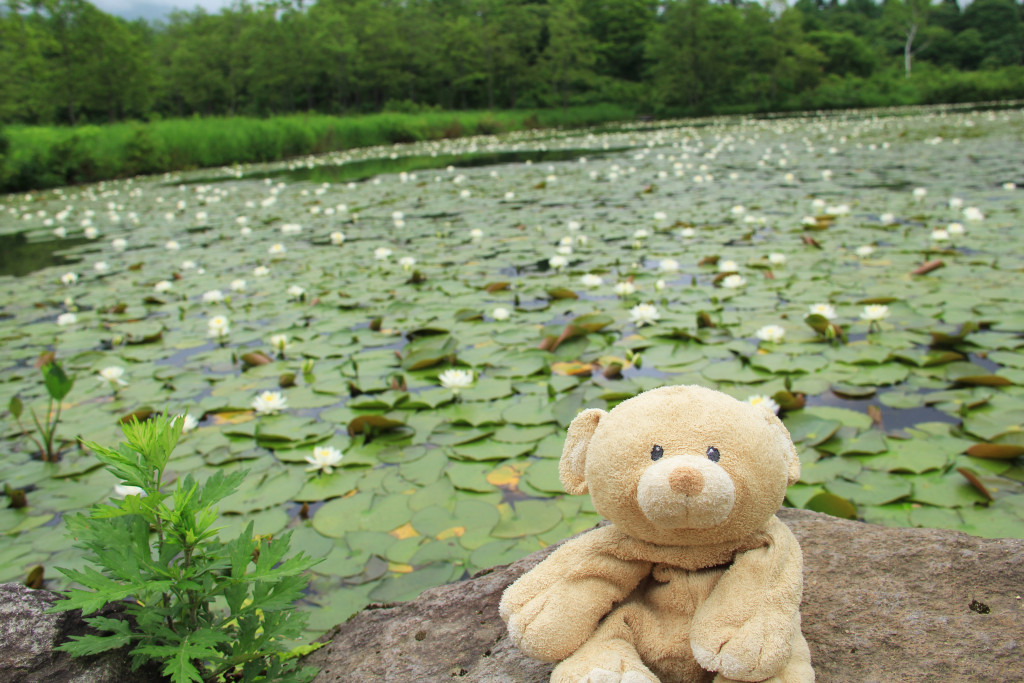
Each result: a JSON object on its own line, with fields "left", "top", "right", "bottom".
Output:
{"left": 305, "top": 508, "right": 1024, "bottom": 682}
{"left": 0, "top": 583, "right": 162, "bottom": 683}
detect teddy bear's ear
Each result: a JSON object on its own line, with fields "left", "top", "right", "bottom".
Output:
{"left": 759, "top": 406, "right": 801, "bottom": 485}
{"left": 559, "top": 409, "right": 605, "bottom": 495}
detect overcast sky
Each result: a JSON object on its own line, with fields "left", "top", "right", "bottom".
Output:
{"left": 92, "top": 0, "right": 236, "bottom": 21}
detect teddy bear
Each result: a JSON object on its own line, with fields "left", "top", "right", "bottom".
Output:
{"left": 499, "top": 384, "right": 813, "bottom": 683}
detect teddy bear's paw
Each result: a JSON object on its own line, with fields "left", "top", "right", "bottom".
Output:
{"left": 578, "top": 668, "right": 657, "bottom": 683}
{"left": 693, "top": 636, "right": 788, "bottom": 682}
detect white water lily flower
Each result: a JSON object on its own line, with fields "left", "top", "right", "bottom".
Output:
{"left": 281, "top": 223, "right": 302, "bottom": 235}
{"left": 439, "top": 368, "right": 474, "bottom": 392}
{"left": 948, "top": 197, "right": 964, "bottom": 210}
{"left": 963, "top": 207, "right": 984, "bottom": 221}
{"left": 821, "top": 170, "right": 833, "bottom": 181}
{"left": 880, "top": 213, "right": 896, "bottom": 226}
{"left": 305, "top": 445, "right": 343, "bottom": 474}
{"left": 287, "top": 285, "right": 305, "bottom": 299}
{"left": 808, "top": 303, "right": 837, "bottom": 320}
{"left": 548, "top": 255, "right": 568, "bottom": 270}
{"left": 913, "top": 187, "right": 927, "bottom": 202}
{"left": 268, "top": 243, "right": 287, "bottom": 255}
{"left": 947, "top": 222, "right": 964, "bottom": 235}
{"left": 755, "top": 325, "right": 785, "bottom": 343}
{"left": 659, "top": 258, "right": 680, "bottom": 272}
{"left": 112, "top": 238, "right": 127, "bottom": 251}
{"left": 469, "top": 228, "right": 483, "bottom": 241}
{"left": 580, "top": 273, "right": 603, "bottom": 288}
{"left": 154, "top": 280, "right": 173, "bottom": 293}
{"left": 633, "top": 229, "right": 649, "bottom": 240}
{"left": 721, "top": 274, "right": 746, "bottom": 289}
{"left": 492, "top": 307, "right": 511, "bottom": 321}
{"left": 57, "top": 313, "right": 77, "bottom": 326}
{"left": 202, "top": 290, "right": 224, "bottom": 303}
{"left": 113, "top": 483, "right": 146, "bottom": 499}
{"left": 253, "top": 265, "right": 270, "bottom": 277}
{"left": 98, "top": 366, "right": 127, "bottom": 387}
{"left": 94, "top": 261, "right": 109, "bottom": 273}
{"left": 556, "top": 245, "right": 573, "bottom": 256}
{"left": 252, "top": 390, "right": 287, "bottom": 415}
{"left": 655, "top": 279, "right": 666, "bottom": 291}
{"left": 860, "top": 305, "right": 890, "bottom": 321}
{"left": 240, "top": 226, "right": 253, "bottom": 236}
{"left": 330, "top": 231, "right": 345, "bottom": 245}
{"left": 504, "top": 191, "right": 515, "bottom": 200}
{"left": 165, "top": 240, "right": 180, "bottom": 251}
{"left": 60, "top": 272, "right": 78, "bottom": 285}
{"left": 718, "top": 260, "right": 738, "bottom": 273}
{"left": 53, "top": 226, "right": 66, "bottom": 238}
{"left": 856, "top": 245, "right": 876, "bottom": 257}
{"left": 84, "top": 226, "right": 99, "bottom": 239}
{"left": 768, "top": 252, "right": 787, "bottom": 265}
{"left": 614, "top": 281, "right": 637, "bottom": 296}
{"left": 680, "top": 227, "right": 696, "bottom": 238}
{"left": 399, "top": 256, "right": 417, "bottom": 270}
{"left": 731, "top": 205, "right": 745, "bottom": 215}
{"left": 207, "top": 315, "right": 230, "bottom": 338}
{"left": 196, "top": 211, "right": 208, "bottom": 223}
{"left": 1003, "top": 182, "right": 1017, "bottom": 191}
{"left": 930, "top": 228, "right": 950, "bottom": 241}
{"left": 629, "top": 303, "right": 660, "bottom": 327}
{"left": 748, "top": 394, "right": 780, "bottom": 415}
{"left": 653, "top": 211, "right": 668, "bottom": 222}
{"left": 175, "top": 413, "right": 199, "bottom": 433}
{"left": 374, "top": 247, "right": 392, "bottom": 260}
{"left": 230, "top": 279, "right": 246, "bottom": 292}
{"left": 270, "top": 334, "right": 290, "bottom": 352}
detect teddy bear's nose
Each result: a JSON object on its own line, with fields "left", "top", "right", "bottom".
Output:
{"left": 669, "top": 467, "right": 704, "bottom": 496}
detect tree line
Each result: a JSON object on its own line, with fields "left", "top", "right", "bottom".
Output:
{"left": 1, "top": 0, "right": 1022, "bottom": 126}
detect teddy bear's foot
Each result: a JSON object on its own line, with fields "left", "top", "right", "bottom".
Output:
{"left": 710, "top": 630, "right": 814, "bottom": 683}
{"left": 551, "top": 638, "right": 658, "bottom": 683}
{"left": 579, "top": 669, "right": 656, "bottom": 683}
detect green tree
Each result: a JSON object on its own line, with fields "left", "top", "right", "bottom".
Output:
{"left": 538, "top": 0, "right": 598, "bottom": 112}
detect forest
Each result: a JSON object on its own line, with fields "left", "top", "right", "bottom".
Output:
{"left": 2, "top": 0, "right": 1023, "bottom": 127}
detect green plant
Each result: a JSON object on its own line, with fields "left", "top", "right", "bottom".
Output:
{"left": 49, "top": 414, "right": 322, "bottom": 683}
{"left": 9, "top": 358, "right": 74, "bottom": 462}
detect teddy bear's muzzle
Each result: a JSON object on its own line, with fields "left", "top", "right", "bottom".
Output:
{"left": 636, "top": 456, "right": 736, "bottom": 529}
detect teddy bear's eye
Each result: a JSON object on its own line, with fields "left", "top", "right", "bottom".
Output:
{"left": 651, "top": 445, "right": 664, "bottom": 461}
{"left": 706, "top": 446, "right": 720, "bottom": 462}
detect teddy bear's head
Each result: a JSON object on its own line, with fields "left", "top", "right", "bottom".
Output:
{"left": 559, "top": 384, "right": 800, "bottom": 547}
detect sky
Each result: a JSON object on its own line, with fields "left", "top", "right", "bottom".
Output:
{"left": 92, "top": 0, "right": 236, "bottom": 21}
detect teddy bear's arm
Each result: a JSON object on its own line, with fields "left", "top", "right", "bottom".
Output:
{"left": 499, "top": 525, "right": 651, "bottom": 663}
{"left": 689, "top": 517, "right": 804, "bottom": 682}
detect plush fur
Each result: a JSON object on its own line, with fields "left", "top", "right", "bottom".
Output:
{"left": 499, "top": 385, "right": 814, "bottom": 683}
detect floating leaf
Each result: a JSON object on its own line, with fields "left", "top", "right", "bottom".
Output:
{"left": 347, "top": 414, "right": 405, "bottom": 436}
{"left": 964, "top": 443, "right": 1024, "bottom": 460}
{"left": 804, "top": 492, "right": 857, "bottom": 519}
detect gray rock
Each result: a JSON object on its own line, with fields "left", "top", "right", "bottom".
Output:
{"left": 0, "top": 583, "right": 162, "bottom": 683}
{"left": 305, "top": 508, "right": 1024, "bottom": 682}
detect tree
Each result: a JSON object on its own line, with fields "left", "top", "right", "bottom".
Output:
{"left": 538, "top": 0, "right": 598, "bottom": 112}
{"left": 882, "top": 0, "right": 932, "bottom": 77}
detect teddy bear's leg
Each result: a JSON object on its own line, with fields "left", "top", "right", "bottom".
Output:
{"left": 551, "top": 605, "right": 659, "bottom": 683}
{"left": 710, "top": 628, "right": 813, "bottom": 683}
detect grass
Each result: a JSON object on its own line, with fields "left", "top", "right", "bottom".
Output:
{"left": 0, "top": 105, "right": 635, "bottom": 194}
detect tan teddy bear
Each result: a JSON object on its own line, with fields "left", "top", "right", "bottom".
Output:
{"left": 499, "top": 385, "right": 813, "bottom": 683}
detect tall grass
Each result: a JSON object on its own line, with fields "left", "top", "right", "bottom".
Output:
{"left": 0, "top": 105, "right": 634, "bottom": 193}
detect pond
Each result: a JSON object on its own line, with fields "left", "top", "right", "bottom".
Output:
{"left": 1, "top": 106, "right": 1023, "bottom": 636}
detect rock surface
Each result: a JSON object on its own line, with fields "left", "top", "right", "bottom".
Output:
{"left": 0, "top": 582, "right": 162, "bottom": 683}
{"left": 306, "top": 508, "right": 1024, "bottom": 682}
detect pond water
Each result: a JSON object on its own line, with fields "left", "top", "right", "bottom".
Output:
{"left": 1, "top": 106, "right": 1023, "bottom": 638}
